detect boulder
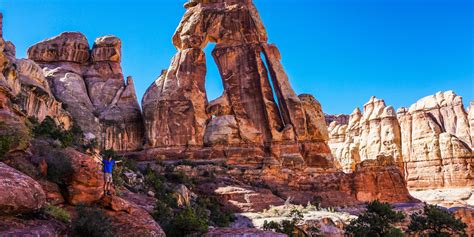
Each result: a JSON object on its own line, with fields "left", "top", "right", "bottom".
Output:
{"left": 106, "top": 207, "right": 166, "bottom": 237}
{"left": 62, "top": 148, "right": 104, "bottom": 205}
{"left": 0, "top": 162, "right": 46, "bottom": 214}
{"left": 38, "top": 179, "right": 65, "bottom": 205}
{"left": 214, "top": 185, "right": 285, "bottom": 212}
{"left": 0, "top": 217, "right": 63, "bottom": 237}
{"left": 27, "top": 32, "right": 90, "bottom": 63}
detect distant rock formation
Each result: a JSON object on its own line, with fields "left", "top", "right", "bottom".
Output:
{"left": 28, "top": 33, "right": 144, "bottom": 151}
{"left": 397, "top": 91, "right": 473, "bottom": 190}
{"left": 325, "top": 113, "right": 350, "bottom": 126}
{"left": 328, "top": 91, "right": 474, "bottom": 205}
{"left": 328, "top": 97, "right": 402, "bottom": 172}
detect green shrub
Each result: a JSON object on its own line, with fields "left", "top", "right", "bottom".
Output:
{"left": 263, "top": 209, "right": 309, "bottom": 237}
{"left": 408, "top": 204, "right": 467, "bottom": 237}
{"left": 165, "top": 170, "right": 193, "bottom": 187}
{"left": 152, "top": 199, "right": 174, "bottom": 227}
{"left": 0, "top": 135, "right": 13, "bottom": 159}
{"left": 345, "top": 200, "right": 405, "bottom": 237}
{"left": 44, "top": 205, "right": 71, "bottom": 222}
{"left": 46, "top": 151, "right": 73, "bottom": 185}
{"left": 166, "top": 207, "right": 209, "bottom": 237}
{"left": 123, "top": 158, "right": 138, "bottom": 172}
{"left": 196, "top": 196, "right": 234, "bottom": 227}
{"left": 30, "top": 116, "right": 82, "bottom": 148}
{"left": 73, "top": 205, "right": 113, "bottom": 237}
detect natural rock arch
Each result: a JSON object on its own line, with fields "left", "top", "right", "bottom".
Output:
{"left": 142, "top": 0, "right": 332, "bottom": 167}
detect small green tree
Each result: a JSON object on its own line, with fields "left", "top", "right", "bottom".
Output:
{"left": 30, "top": 116, "right": 82, "bottom": 147}
{"left": 166, "top": 207, "right": 209, "bottom": 237}
{"left": 263, "top": 209, "right": 311, "bottom": 237}
{"left": 0, "top": 135, "right": 13, "bottom": 159}
{"left": 408, "top": 204, "right": 467, "bottom": 237}
{"left": 43, "top": 205, "right": 71, "bottom": 223}
{"left": 345, "top": 200, "right": 405, "bottom": 237}
{"left": 73, "top": 205, "right": 113, "bottom": 237}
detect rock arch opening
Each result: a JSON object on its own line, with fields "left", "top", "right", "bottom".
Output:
{"left": 204, "top": 42, "right": 224, "bottom": 103}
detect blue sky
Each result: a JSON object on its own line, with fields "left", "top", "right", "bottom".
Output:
{"left": 1, "top": 0, "right": 472, "bottom": 114}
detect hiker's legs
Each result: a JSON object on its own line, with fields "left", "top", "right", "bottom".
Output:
{"left": 104, "top": 173, "right": 112, "bottom": 195}
{"left": 103, "top": 174, "right": 107, "bottom": 193}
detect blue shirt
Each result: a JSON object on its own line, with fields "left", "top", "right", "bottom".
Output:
{"left": 103, "top": 159, "right": 115, "bottom": 173}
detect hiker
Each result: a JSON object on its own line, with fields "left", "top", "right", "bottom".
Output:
{"left": 99, "top": 154, "right": 122, "bottom": 195}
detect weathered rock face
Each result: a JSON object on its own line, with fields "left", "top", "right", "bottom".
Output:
{"left": 398, "top": 91, "right": 473, "bottom": 190}
{"left": 352, "top": 156, "right": 411, "bottom": 202}
{"left": 328, "top": 91, "right": 474, "bottom": 204}
{"left": 328, "top": 97, "right": 402, "bottom": 172}
{"left": 0, "top": 13, "right": 70, "bottom": 152}
{"left": 0, "top": 162, "right": 46, "bottom": 215}
{"left": 62, "top": 148, "right": 104, "bottom": 205}
{"left": 28, "top": 33, "right": 144, "bottom": 151}
{"left": 142, "top": 0, "right": 334, "bottom": 169}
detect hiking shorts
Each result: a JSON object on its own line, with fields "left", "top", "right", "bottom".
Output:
{"left": 104, "top": 173, "right": 113, "bottom": 183}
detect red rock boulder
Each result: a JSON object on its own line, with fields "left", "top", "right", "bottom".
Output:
{"left": 0, "top": 162, "right": 46, "bottom": 214}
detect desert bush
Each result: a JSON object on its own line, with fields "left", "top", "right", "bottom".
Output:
{"left": 0, "top": 121, "right": 31, "bottom": 159}
{"left": 46, "top": 151, "right": 73, "bottom": 185}
{"left": 166, "top": 207, "right": 209, "bottom": 237}
{"left": 345, "top": 200, "right": 405, "bottom": 237}
{"left": 152, "top": 199, "right": 174, "bottom": 227}
{"left": 44, "top": 205, "right": 71, "bottom": 222}
{"left": 30, "top": 116, "right": 82, "bottom": 147}
{"left": 0, "top": 135, "right": 13, "bottom": 159}
{"left": 408, "top": 204, "right": 467, "bottom": 237}
{"left": 196, "top": 196, "right": 234, "bottom": 227}
{"left": 165, "top": 169, "right": 194, "bottom": 187}
{"left": 73, "top": 205, "right": 113, "bottom": 237}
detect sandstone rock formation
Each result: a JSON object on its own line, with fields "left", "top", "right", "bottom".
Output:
{"left": 0, "top": 14, "right": 70, "bottom": 131}
{"left": 137, "top": 0, "right": 413, "bottom": 206}
{"left": 62, "top": 148, "right": 104, "bottom": 205}
{"left": 328, "top": 97, "right": 402, "bottom": 172}
{"left": 328, "top": 91, "right": 474, "bottom": 205}
{"left": 141, "top": 0, "right": 335, "bottom": 174}
{"left": 28, "top": 32, "right": 143, "bottom": 151}
{"left": 0, "top": 162, "right": 46, "bottom": 214}
{"left": 397, "top": 91, "right": 473, "bottom": 190}
{"left": 352, "top": 156, "right": 410, "bottom": 202}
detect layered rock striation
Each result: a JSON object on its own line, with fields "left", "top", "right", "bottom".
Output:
{"left": 28, "top": 33, "right": 143, "bottom": 151}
